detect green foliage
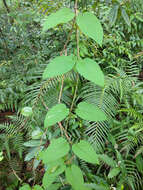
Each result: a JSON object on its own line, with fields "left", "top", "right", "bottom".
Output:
{"left": 75, "top": 102, "right": 107, "bottom": 122}
{"left": 44, "top": 103, "right": 69, "bottom": 128}
{"left": 76, "top": 58, "right": 104, "bottom": 87}
{"left": 0, "top": 0, "right": 143, "bottom": 189}
{"left": 72, "top": 140, "right": 99, "bottom": 164}
{"left": 42, "top": 55, "right": 75, "bottom": 79}
{"left": 42, "top": 7, "right": 74, "bottom": 32}
{"left": 76, "top": 12, "right": 103, "bottom": 45}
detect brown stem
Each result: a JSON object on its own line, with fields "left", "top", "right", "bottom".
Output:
{"left": 3, "top": 0, "right": 10, "bottom": 13}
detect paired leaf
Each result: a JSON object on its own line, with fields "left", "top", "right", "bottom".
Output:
{"left": 42, "top": 8, "right": 74, "bottom": 32}
{"left": 42, "top": 164, "right": 66, "bottom": 188}
{"left": 75, "top": 102, "right": 106, "bottom": 122}
{"left": 108, "top": 167, "right": 120, "bottom": 178}
{"left": 40, "top": 137, "right": 70, "bottom": 163}
{"left": 76, "top": 12, "right": 103, "bottom": 46}
{"left": 42, "top": 55, "right": 75, "bottom": 79}
{"left": 66, "top": 165, "right": 88, "bottom": 190}
{"left": 19, "top": 184, "right": 31, "bottom": 190}
{"left": 76, "top": 58, "right": 104, "bottom": 87}
{"left": 72, "top": 140, "right": 99, "bottom": 164}
{"left": 44, "top": 103, "right": 69, "bottom": 128}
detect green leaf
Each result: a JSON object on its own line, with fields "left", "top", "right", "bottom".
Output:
{"left": 42, "top": 8, "right": 74, "bottom": 32}
{"left": 108, "top": 167, "right": 120, "bottom": 178}
{"left": 44, "top": 103, "right": 69, "bottom": 128}
{"left": 75, "top": 102, "right": 106, "bottom": 122}
{"left": 21, "top": 107, "right": 33, "bottom": 117}
{"left": 42, "top": 55, "right": 75, "bottom": 79}
{"left": 72, "top": 140, "right": 99, "bottom": 164}
{"left": 24, "top": 140, "right": 45, "bottom": 147}
{"left": 42, "top": 164, "right": 66, "bottom": 188}
{"left": 108, "top": 4, "right": 119, "bottom": 26}
{"left": 19, "top": 184, "right": 31, "bottom": 190}
{"left": 121, "top": 8, "right": 131, "bottom": 26}
{"left": 76, "top": 58, "right": 104, "bottom": 87}
{"left": 33, "top": 185, "right": 43, "bottom": 190}
{"left": 40, "top": 137, "right": 70, "bottom": 163}
{"left": 98, "top": 154, "right": 116, "bottom": 167}
{"left": 48, "top": 184, "right": 61, "bottom": 190}
{"left": 136, "top": 155, "right": 143, "bottom": 174}
{"left": 76, "top": 12, "right": 103, "bottom": 46}
{"left": 66, "top": 165, "right": 88, "bottom": 190}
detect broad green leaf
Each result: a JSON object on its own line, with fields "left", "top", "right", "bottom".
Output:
{"left": 42, "top": 164, "right": 66, "bottom": 188}
{"left": 42, "top": 55, "right": 75, "bottom": 79}
{"left": 76, "top": 58, "right": 104, "bottom": 87}
{"left": 19, "top": 184, "right": 31, "bottom": 190}
{"left": 40, "top": 137, "right": 70, "bottom": 163}
{"left": 33, "top": 185, "right": 43, "bottom": 190}
{"left": 75, "top": 102, "right": 106, "bottom": 122}
{"left": 72, "top": 140, "right": 99, "bottom": 164}
{"left": 48, "top": 184, "right": 61, "bottom": 190}
{"left": 98, "top": 154, "right": 116, "bottom": 167}
{"left": 21, "top": 107, "right": 33, "bottom": 117}
{"left": 108, "top": 5, "right": 119, "bottom": 26}
{"left": 66, "top": 165, "right": 88, "bottom": 190}
{"left": 76, "top": 12, "right": 103, "bottom": 46}
{"left": 42, "top": 8, "right": 74, "bottom": 32}
{"left": 25, "top": 146, "right": 44, "bottom": 161}
{"left": 108, "top": 167, "right": 120, "bottom": 178}
{"left": 44, "top": 103, "right": 69, "bottom": 128}
{"left": 121, "top": 8, "right": 131, "bottom": 26}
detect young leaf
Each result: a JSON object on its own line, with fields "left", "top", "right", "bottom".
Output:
{"left": 72, "top": 140, "right": 99, "bottom": 164}
{"left": 21, "top": 107, "right": 33, "bottom": 117}
{"left": 121, "top": 8, "right": 131, "bottom": 26}
{"left": 43, "top": 55, "right": 75, "bottom": 79}
{"left": 75, "top": 102, "right": 106, "bottom": 122}
{"left": 44, "top": 103, "right": 69, "bottom": 128}
{"left": 66, "top": 165, "right": 88, "bottom": 190}
{"left": 108, "top": 167, "right": 120, "bottom": 178}
{"left": 42, "top": 8, "right": 74, "bottom": 32}
{"left": 76, "top": 58, "right": 104, "bottom": 87}
{"left": 76, "top": 12, "right": 103, "bottom": 46}
{"left": 48, "top": 184, "right": 61, "bottom": 190}
{"left": 40, "top": 137, "right": 70, "bottom": 163}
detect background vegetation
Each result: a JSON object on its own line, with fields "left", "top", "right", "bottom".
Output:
{"left": 0, "top": 0, "right": 143, "bottom": 189}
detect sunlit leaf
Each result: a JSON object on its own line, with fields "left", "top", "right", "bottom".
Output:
{"left": 42, "top": 8, "right": 74, "bottom": 32}
{"left": 76, "top": 58, "right": 104, "bottom": 87}
{"left": 42, "top": 55, "right": 75, "bottom": 79}
{"left": 75, "top": 102, "right": 107, "bottom": 122}
{"left": 72, "top": 140, "right": 99, "bottom": 164}
{"left": 44, "top": 103, "right": 69, "bottom": 128}
{"left": 76, "top": 12, "right": 103, "bottom": 46}
{"left": 40, "top": 137, "right": 70, "bottom": 163}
